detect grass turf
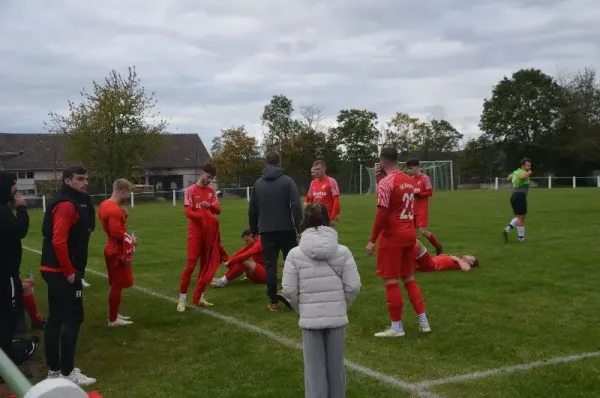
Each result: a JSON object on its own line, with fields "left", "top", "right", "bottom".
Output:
{"left": 5, "top": 188, "right": 600, "bottom": 397}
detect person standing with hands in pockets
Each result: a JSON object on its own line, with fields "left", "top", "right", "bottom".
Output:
{"left": 281, "top": 203, "right": 361, "bottom": 398}
{"left": 40, "top": 166, "right": 96, "bottom": 386}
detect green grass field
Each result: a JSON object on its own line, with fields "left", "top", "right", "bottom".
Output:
{"left": 6, "top": 189, "right": 600, "bottom": 397}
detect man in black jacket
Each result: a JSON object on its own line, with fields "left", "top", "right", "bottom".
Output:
{"left": 40, "top": 166, "right": 96, "bottom": 386}
{"left": 249, "top": 152, "right": 302, "bottom": 311}
{"left": 0, "top": 171, "right": 29, "bottom": 366}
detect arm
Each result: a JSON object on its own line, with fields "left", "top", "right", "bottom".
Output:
{"left": 281, "top": 252, "right": 300, "bottom": 312}
{"left": 519, "top": 170, "right": 532, "bottom": 179}
{"left": 369, "top": 178, "right": 393, "bottom": 243}
{"left": 288, "top": 179, "right": 303, "bottom": 233}
{"left": 183, "top": 187, "right": 204, "bottom": 222}
{"left": 341, "top": 249, "right": 361, "bottom": 309}
{"left": 329, "top": 178, "right": 341, "bottom": 219}
{"left": 304, "top": 181, "right": 313, "bottom": 204}
{"left": 248, "top": 183, "right": 259, "bottom": 236}
{"left": 0, "top": 204, "right": 29, "bottom": 239}
{"left": 449, "top": 255, "right": 471, "bottom": 271}
{"left": 106, "top": 211, "right": 127, "bottom": 242}
{"left": 228, "top": 243, "right": 261, "bottom": 265}
{"left": 417, "top": 175, "right": 433, "bottom": 198}
{"left": 51, "top": 202, "right": 78, "bottom": 277}
{"left": 209, "top": 189, "right": 221, "bottom": 215}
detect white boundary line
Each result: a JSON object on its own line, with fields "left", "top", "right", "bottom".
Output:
{"left": 415, "top": 351, "right": 600, "bottom": 389}
{"left": 23, "top": 246, "right": 438, "bottom": 398}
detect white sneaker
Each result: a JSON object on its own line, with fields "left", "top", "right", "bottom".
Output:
{"left": 117, "top": 314, "right": 131, "bottom": 320}
{"left": 177, "top": 299, "right": 186, "bottom": 312}
{"left": 47, "top": 370, "right": 61, "bottom": 379}
{"left": 419, "top": 320, "right": 432, "bottom": 333}
{"left": 210, "top": 278, "right": 229, "bottom": 288}
{"left": 81, "top": 279, "right": 91, "bottom": 288}
{"left": 61, "top": 368, "right": 96, "bottom": 386}
{"left": 108, "top": 317, "right": 133, "bottom": 327}
{"left": 374, "top": 328, "right": 405, "bottom": 338}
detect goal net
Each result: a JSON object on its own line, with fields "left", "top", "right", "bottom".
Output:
{"left": 365, "top": 160, "right": 454, "bottom": 194}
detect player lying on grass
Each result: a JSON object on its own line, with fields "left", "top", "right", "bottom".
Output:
{"left": 211, "top": 229, "right": 267, "bottom": 287}
{"left": 98, "top": 179, "right": 136, "bottom": 327}
{"left": 414, "top": 240, "right": 479, "bottom": 272}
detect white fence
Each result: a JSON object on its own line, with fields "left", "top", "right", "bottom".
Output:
{"left": 488, "top": 176, "right": 600, "bottom": 190}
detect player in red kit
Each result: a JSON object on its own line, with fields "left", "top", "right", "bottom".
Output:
{"left": 366, "top": 148, "right": 431, "bottom": 338}
{"left": 98, "top": 179, "right": 136, "bottom": 327}
{"left": 406, "top": 159, "right": 443, "bottom": 255}
{"left": 177, "top": 164, "right": 224, "bottom": 312}
{"left": 414, "top": 240, "right": 479, "bottom": 272}
{"left": 211, "top": 229, "right": 267, "bottom": 287}
{"left": 304, "top": 160, "right": 340, "bottom": 227}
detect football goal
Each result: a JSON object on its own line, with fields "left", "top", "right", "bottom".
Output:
{"left": 365, "top": 160, "right": 454, "bottom": 194}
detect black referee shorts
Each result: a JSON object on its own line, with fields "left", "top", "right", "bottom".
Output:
{"left": 510, "top": 191, "right": 527, "bottom": 216}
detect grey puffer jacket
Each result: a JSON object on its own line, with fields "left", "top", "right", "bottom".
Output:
{"left": 281, "top": 226, "right": 361, "bottom": 329}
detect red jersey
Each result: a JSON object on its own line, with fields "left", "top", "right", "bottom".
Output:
{"left": 40, "top": 202, "right": 79, "bottom": 277}
{"left": 412, "top": 173, "right": 432, "bottom": 214}
{"left": 370, "top": 171, "right": 416, "bottom": 248}
{"left": 184, "top": 183, "right": 221, "bottom": 234}
{"left": 228, "top": 238, "right": 264, "bottom": 266}
{"left": 98, "top": 200, "right": 134, "bottom": 263}
{"left": 432, "top": 255, "right": 460, "bottom": 271}
{"left": 305, "top": 176, "right": 340, "bottom": 219}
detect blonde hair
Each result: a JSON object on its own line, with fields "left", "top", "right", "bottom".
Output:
{"left": 113, "top": 178, "right": 133, "bottom": 193}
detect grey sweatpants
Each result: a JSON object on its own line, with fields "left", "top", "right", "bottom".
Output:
{"left": 301, "top": 326, "right": 347, "bottom": 398}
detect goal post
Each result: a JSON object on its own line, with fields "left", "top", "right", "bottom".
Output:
{"left": 365, "top": 160, "right": 454, "bottom": 194}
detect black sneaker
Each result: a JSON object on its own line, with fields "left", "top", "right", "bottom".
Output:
{"left": 275, "top": 293, "right": 292, "bottom": 310}
{"left": 436, "top": 245, "right": 443, "bottom": 256}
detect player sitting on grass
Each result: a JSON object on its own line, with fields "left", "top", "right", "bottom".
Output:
{"left": 211, "top": 229, "right": 267, "bottom": 287}
{"left": 21, "top": 278, "right": 45, "bottom": 329}
{"left": 414, "top": 240, "right": 479, "bottom": 272}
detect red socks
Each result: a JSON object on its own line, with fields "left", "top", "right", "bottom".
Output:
{"left": 404, "top": 280, "right": 426, "bottom": 315}
{"left": 23, "top": 293, "right": 42, "bottom": 324}
{"left": 109, "top": 286, "right": 122, "bottom": 322}
{"left": 385, "top": 283, "right": 403, "bottom": 322}
{"left": 427, "top": 233, "right": 442, "bottom": 250}
{"left": 225, "top": 262, "right": 246, "bottom": 281}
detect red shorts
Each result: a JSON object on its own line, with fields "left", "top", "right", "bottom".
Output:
{"left": 376, "top": 246, "right": 416, "bottom": 279}
{"left": 247, "top": 263, "right": 266, "bottom": 284}
{"left": 414, "top": 213, "right": 429, "bottom": 228}
{"left": 416, "top": 252, "right": 436, "bottom": 272}
{"left": 105, "top": 253, "right": 134, "bottom": 289}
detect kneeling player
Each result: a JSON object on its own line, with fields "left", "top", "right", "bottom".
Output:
{"left": 414, "top": 240, "right": 479, "bottom": 272}
{"left": 211, "top": 229, "right": 266, "bottom": 287}
{"left": 98, "top": 179, "right": 136, "bottom": 327}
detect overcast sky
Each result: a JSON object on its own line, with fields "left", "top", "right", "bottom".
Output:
{"left": 1, "top": 0, "right": 598, "bottom": 149}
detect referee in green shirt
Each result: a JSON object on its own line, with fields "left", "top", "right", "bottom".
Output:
{"left": 502, "top": 158, "right": 532, "bottom": 243}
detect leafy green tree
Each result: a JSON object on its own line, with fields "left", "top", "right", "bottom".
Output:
{"left": 416, "top": 119, "right": 463, "bottom": 159}
{"left": 45, "top": 66, "right": 167, "bottom": 187}
{"left": 211, "top": 126, "right": 262, "bottom": 187}
{"left": 383, "top": 112, "right": 421, "bottom": 157}
{"left": 333, "top": 109, "right": 380, "bottom": 165}
{"left": 261, "top": 94, "right": 295, "bottom": 152}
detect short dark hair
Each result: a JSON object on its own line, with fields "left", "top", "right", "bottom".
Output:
{"left": 520, "top": 157, "right": 531, "bottom": 166}
{"left": 299, "top": 203, "right": 331, "bottom": 233}
{"left": 312, "top": 159, "right": 326, "bottom": 168}
{"left": 266, "top": 152, "right": 281, "bottom": 165}
{"left": 241, "top": 229, "right": 252, "bottom": 238}
{"left": 472, "top": 257, "right": 479, "bottom": 268}
{"left": 379, "top": 147, "right": 398, "bottom": 163}
{"left": 406, "top": 159, "right": 420, "bottom": 167}
{"left": 62, "top": 166, "right": 87, "bottom": 180}
{"left": 201, "top": 163, "right": 217, "bottom": 176}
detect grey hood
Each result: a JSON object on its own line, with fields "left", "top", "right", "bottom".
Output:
{"left": 298, "top": 226, "right": 339, "bottom": 260}
{"left": 262, "top": 164, "right": 284, "bottom": 180}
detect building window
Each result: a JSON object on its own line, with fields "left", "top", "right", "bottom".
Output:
{"left": 18, "top": 189, "right": 36, "bottom": 196}
{"left": 17, "top": 171, "right": 34, "bottom": 179}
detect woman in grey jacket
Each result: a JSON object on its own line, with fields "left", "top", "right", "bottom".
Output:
{"left": 281, "top": 203, "right": 361, "bottom": 398}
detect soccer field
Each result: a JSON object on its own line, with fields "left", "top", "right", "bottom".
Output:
{"left": 9, "top": 189, "right": 600, "bottom": 397}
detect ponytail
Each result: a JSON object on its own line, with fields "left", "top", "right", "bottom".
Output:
{"left": 299, "top": 203, "right": 331, "bottom": 233}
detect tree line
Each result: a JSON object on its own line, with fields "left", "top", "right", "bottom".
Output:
{"left": 45, "top": 65, "right": 600, "bottom": 192}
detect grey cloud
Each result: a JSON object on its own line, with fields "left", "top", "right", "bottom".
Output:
{"left": 0, "top": 0, "right": 599, "bottom": 145}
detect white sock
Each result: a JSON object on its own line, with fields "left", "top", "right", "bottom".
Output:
{"left": 517, "top": 226, "right": 525, "bottom": 238}
{"left": 418, "top": 313, "right": 428, "bottom": 323}
{"left": 510, "top": 217, "right": 518, "bottom": 227}
{"left": 504, "top": 225, "right": 512, "bottom": 233}
{"left": 179, "top": 293, "right": 187, "bottom": 301}
{"left": 220, "top": 276, "right": 228, "bottom": 282}
{"left": 391, "top": 321, "right": 403, "bottom": 331}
